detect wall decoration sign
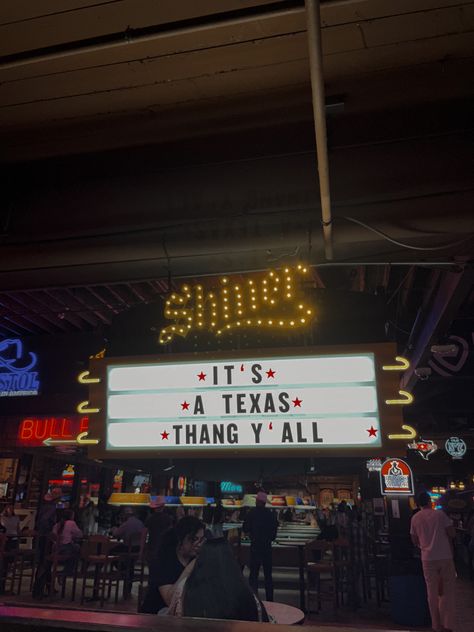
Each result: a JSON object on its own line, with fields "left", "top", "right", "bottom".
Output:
{"left": 445, "top": 437, "right": 467, "bottom": 460}
{"left": 86, "top": 344, "right": 405, "bottom": 458}
{"left": 380, "top": 458, "right": 414, "bottom": 495}
{"left": 407, "top": 439, "right": 438, "bottom": 460}
{"left": 0, "top": 338, "right": 40, "bottom": 397}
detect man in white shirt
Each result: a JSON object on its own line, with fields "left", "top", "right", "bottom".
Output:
{"left": 410, "top": 491, "right": 456, "bottom": 632}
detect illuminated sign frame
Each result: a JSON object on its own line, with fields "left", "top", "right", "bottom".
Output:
{"left": 87, "top": 343, "right": 406, "bottom": 459}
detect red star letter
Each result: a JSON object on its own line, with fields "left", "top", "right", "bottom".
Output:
{"left": 367, "top": 426, "right": 378, "bottom": 437}
{"left": 161, "top": 431, "right": 169, "bottom": 440}
{"left": 266, "top": 368, "right": 276, "bottom": 379}
{"left": 197, "top": 371, "right": 206, "bottom": 381}
{"left": 181, "top": 401, "right": 190, "bottom": 411}
{"left": 292, "top": 397, "right": 302, "bottom": 407}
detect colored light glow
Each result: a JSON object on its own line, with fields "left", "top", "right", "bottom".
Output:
{"left": 77, "top": 401, "right": 100, "bottom": 414}
{"left": 18, "top": 416, "right": 89, "bottom": 445}
{"left": 77, "top": 371, "right": 101, "bottom": 384}
{"left": 382, "top": 356, "right": 410, "bottom": 371}
{"left": 385, "top": 390, "right": 414, "bottom": 405}
{"left": 388, "top": 424, "right": 417, "bottom": 440}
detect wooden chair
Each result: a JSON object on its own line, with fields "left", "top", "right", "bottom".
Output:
{"left": 304, "top": 540, "right": 337, "bottom": 613}
{"left": 129, "top": 528, "right": 148, "bottom": 597}
{"left": 46, "top": 534, "right": 80, "bottom": 601}
{"left": 333, "top": 537, "right": 352, "bottom": 606}
{"left": 10, "top": 530, "right": 39, "bottom": 594}
{"left": 79, "top": 535, "right": 114, "bottom": 605}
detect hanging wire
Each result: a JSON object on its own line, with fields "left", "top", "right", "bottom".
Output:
{"left": 342, "top": 216, "right": 474, "bottom": 251}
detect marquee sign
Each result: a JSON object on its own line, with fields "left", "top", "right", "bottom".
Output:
{"left": 380, "top": 458, "right": 414, "bottom": 495}
{"left": 86, "top": 344, "right": 405, "bottom": 458}
{"left": 0, "top": 339, "right": 40, "bottom": 397}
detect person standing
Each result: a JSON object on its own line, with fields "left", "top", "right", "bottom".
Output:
{"left": 410, "top": 491, "right": 456, "bottom": 632}
{"left": 145, "top": 496, "right": 172, "bottom": 563}
{"left": 243, "top": 491, "right": 278, "bottom": 601}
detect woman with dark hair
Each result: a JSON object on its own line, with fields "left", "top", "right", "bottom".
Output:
{"left": 140, "top": 516, "right": 205, "bottom": 614}
{"left": 169, "top": 539, "right": 269, "bottom": 622}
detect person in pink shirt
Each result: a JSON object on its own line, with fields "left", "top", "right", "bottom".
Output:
{"left": 410, "top": 492, "right": 456, "bottom": 632}
{"left": 52, "top": 510, "right": 83, "bottom": 578}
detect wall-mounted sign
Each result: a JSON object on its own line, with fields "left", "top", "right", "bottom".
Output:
{"left": 380, "top": 458, "right": 414, "bottom": 495}
{"left": 18, "top": 416, "right": 89, "bottom": 446}
{"left": 445, "top": 437, "right": 467, "bottom": 460}
{"left": 159, "top": 264, "right": 315, "bottom": 344}
{"left": 0, "top": 339, "right": 40, "bottom": 397}
{"left": 366, "top": 458, "right": 383, "bottom": 472}
{"left": 407, "top": 439, "right": 438, "bottom": 460}
{"left": 87, "top": 344, "right": 404, "bottom": 458}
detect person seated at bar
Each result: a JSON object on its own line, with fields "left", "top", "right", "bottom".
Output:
{"left": 168, "top": 538, "right": 269, "bottom": 622}
{"left": 168, "top": 538, "right": 270, "bottom": 621}
{"left": 145, "top": 497, "right": 172, "bottom": 564}
{"left": 140, "top": 516, "right": 205, "bottom": 614}
{"left": 111, "top": 506, "right": 145, "bottom": 546}
{"left": 52, "top": 509, "right": 83, "bottom": 579}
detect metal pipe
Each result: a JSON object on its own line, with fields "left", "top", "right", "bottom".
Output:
{"left": 305, "top": 0, "right": 333, "bottom": 260}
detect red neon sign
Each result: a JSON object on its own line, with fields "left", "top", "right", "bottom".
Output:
{"left": 18, "top": 416, "right": 89, "bottom": 446}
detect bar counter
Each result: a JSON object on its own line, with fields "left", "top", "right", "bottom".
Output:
{"left": 0, "top": 604, "right": 398, "bottom": 632}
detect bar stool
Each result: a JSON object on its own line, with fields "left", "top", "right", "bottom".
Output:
{"left": 333, "top": 537, "right": 351, "bottom": 606}
{"left": 79, "top": 535, "right": 116, "bottom": 605}
{"left": 128, "top": 528, "right": 148, "bottom": 598}
{"left": 304, "top": 540, "right": 338, "bottom": 613}
{"left": 10, "top": 530, "right": 39, "bottom": 594}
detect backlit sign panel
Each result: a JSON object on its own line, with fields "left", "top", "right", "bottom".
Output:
{"left": 380, "top": 458, "right": 414, "bottom": 495}
{"left": 86, "top": 345, "right": 406, "bottom": 457}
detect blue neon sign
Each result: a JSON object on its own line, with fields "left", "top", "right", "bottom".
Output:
{"left": 0, "top": 339, "right": 40, "bottom": 397}
{"left": 220, "top": 481, "right": 243, "bottom": 494}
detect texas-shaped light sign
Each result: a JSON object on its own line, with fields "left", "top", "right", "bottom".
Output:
{"left": 92, "top": 349, "right": 397, "bottom": 456}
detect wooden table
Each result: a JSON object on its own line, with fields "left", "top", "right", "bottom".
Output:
{"left": 262, "top": 601, "right": 305, "bottom": 625}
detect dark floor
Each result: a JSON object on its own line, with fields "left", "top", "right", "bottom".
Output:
{"left": 2, "top": 565, "right": 473, "bottom": 631}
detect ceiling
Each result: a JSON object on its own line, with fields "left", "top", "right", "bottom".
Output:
{"left": 0, "top": 1, "right": 473, "bottom": 437}
{"left": 0, "top": 0, "right": 473, "bottom": 161}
